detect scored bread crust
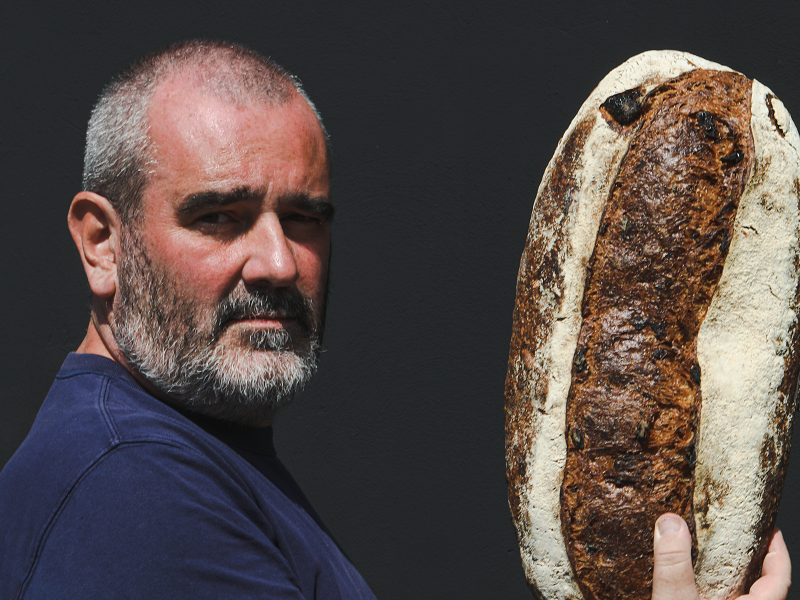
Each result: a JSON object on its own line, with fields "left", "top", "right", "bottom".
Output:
{"left": 694, "top": 80, "right": 800, "bottom": 597}
{"left": 505, "top": 50, "right": 800, "bottom": 600}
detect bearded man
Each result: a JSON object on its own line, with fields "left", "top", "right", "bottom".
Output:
{"left": 0, "top": 40, "right": 375, "bottom": 599}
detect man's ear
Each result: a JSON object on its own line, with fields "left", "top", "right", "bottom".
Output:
{"left": 68, "top": 191, "right": 122, "bottom": 299}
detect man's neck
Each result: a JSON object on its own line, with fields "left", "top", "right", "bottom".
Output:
{"left": 76, "top": 318, "right": 116, "bottom": 360}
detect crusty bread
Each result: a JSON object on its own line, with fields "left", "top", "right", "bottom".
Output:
{"left": 505, "top": 50, "right": 800, "bottom": 600}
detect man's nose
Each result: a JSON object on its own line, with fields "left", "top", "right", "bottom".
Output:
{"left": 241, "top": 214, "right": 299, "bottom": 288}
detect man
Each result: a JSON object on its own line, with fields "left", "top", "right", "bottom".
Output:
{"left": 0, "top": 40, "right": 791, "bottom": 599}
{"left": 0, "top": 40, "right": 374, "bottom": 599}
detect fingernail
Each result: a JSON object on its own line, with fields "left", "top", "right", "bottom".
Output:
{"left": 657, "top": 515, "right": 682, "bottom": 536}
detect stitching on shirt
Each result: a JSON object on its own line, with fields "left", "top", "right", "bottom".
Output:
{"left": 98, "top": 377, "right": 120, "bottom": 443}
{"left": 57, "top": 368, "right": 145, "bottom": 395}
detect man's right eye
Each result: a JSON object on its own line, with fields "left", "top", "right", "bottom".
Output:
{"left": 196, "top": 212, "right": 234, "bottom": 225}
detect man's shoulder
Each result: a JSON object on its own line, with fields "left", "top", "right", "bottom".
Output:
{"left": 2, "top": 353, "right": 226, "bottom": 484}
{"left": 2, "top": 437, "right": 290, "bottom": 599}
{"left": 0, "top": 351, "right": 264, "bottom": 501}
{"left": 0, "top": 354, "right": 377, "bottom": 600}
{"left": 5, "top": 440, "right": 376, "bottom": 600}
{"left": 0, "top": 354, "right": 273, "bottom": 598}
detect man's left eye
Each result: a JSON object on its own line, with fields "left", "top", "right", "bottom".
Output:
{"left": 197, "top": 212, "right": 234, "bottom": 225}
{"left": 284, "top": 214, "right": 321, "bottom": 225}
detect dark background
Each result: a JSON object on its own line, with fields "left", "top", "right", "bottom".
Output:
{"left": 3, "top": 1, "right": 800, "bottom": 598}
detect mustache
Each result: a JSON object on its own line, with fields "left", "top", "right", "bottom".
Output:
{"left": 212, "top": 287, "right": 317, "bottom": 338}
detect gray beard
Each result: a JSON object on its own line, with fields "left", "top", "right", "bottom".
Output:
{"left": 110, "top": 227, "right": 323, "bottom": 425}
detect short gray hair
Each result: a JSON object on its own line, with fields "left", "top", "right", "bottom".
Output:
{"left": 82, "top": 39, "right": 327, "bottom": 224}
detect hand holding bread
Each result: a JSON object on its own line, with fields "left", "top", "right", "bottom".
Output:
{"left": 651, "top": 515, "right": 790, "bottom": 600}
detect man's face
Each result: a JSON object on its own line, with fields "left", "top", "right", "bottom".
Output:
{"left": 111, "top": 77, "right": 332, "bottom": 425}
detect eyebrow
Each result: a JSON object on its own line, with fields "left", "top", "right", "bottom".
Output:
{"left": 287, "top": 193, "right": 336, "bottom": 222}
{"left": 176, "top": 187, "right": 335, "bottom": 222}
{"left": 177, "top": 187, "right": 263, "bottom": 216}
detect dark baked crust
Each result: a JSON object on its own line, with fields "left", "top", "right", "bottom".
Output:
{"left": 560, "top": 69, "right": 754, "bottom": 600}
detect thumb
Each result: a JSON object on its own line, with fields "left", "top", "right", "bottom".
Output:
{"left": 651, "top": 513, "right": 700, "bottom": 600}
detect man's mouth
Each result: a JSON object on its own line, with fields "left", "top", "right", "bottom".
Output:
{"left": 213, "top": 288, "right": 314, "bottom": 339}
{"left": 227, "top": 313, "right": 294, "bottom": 327}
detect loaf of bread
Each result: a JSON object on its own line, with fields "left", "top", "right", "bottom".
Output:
{"left": 505, "top": 50, "right": 800, "bottom": 600}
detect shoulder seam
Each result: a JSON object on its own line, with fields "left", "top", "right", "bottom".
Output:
{"left": 16, "top": 439, "right": 205, "bottom": 599}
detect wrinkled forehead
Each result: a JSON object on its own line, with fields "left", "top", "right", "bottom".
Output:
{"left": 153, "top": 74, "right": 325, "bottom": 154}
{"left": 141, "top": 76, "right": 329, "bottom": 206}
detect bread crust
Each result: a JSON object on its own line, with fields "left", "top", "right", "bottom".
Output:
{"left": 505, "top": 50, "right": 800, "bottom": 600}
{"left": 693, "top": 80, "right": 800, "bottom": 598}
{"left": 561, "top": 67, "right": 754, "bottom": 600}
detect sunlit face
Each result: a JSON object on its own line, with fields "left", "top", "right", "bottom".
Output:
{"left": 111, "top": 77, "right": 332, "bottom": 424}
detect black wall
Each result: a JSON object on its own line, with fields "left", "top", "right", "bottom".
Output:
{"left": 3, "top": 2, "right": 800, "bottom": 598}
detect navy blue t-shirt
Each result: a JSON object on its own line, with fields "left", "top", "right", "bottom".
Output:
{"left": 0, "top": 353, "right": 376, "bottom": 599}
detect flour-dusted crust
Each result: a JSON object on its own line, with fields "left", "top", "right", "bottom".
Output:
{"left": 505, "top": 50, "right": 800, "bottom": 600}
{"left": 694, "top": 81, "right": 800, "bottom": 599}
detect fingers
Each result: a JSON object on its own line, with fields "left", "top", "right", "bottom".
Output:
{"left": 740, "top": 530, "right": 791, "bottom": 600}
{"left": 651, "top": 513, "right": 699, "bottom": 600}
